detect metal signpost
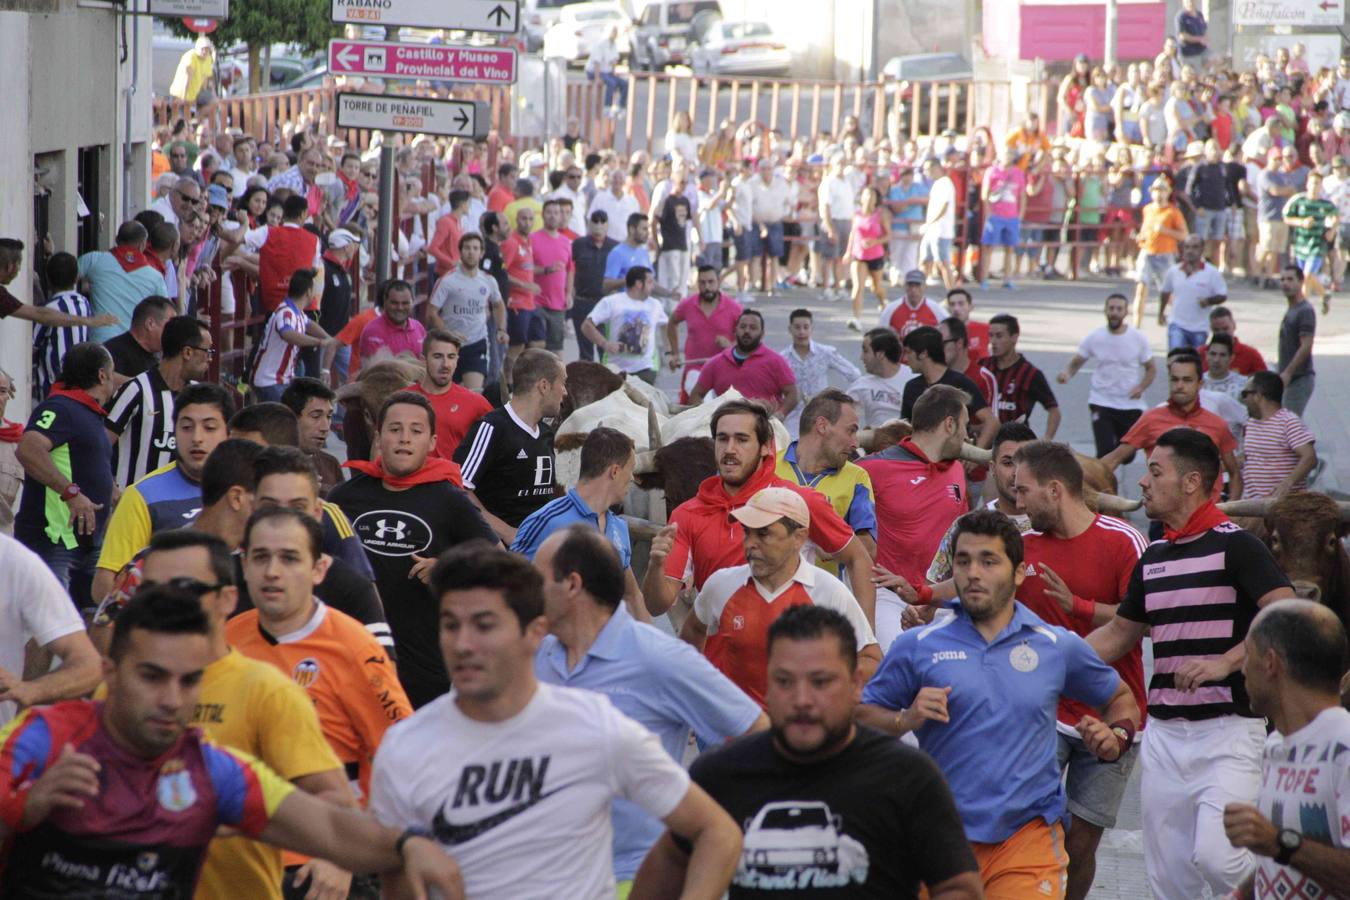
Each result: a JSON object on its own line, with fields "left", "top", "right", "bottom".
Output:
{"left": 328, "top": 40, "right": 518, "bottom": 85}
{"left": 330, "top": 0, "right": 518, "bottom": 34}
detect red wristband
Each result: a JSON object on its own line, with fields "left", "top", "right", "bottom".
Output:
{"left": 915, "top": 584, "right": 934, "bottom": 605}
{"left": 1071, "top": 594, "right": 1095, "bottom": 623}
{"left": 0, "top": 784, "right": 30, "bottom": 832}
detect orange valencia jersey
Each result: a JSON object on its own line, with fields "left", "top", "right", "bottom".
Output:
{"left": 226, "top": 600, "right": 412, "bottom": 803}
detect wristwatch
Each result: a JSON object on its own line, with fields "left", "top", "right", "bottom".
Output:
{"left": 60, "top": 483, "right": 81, "bottom": 503}
{"left": 395, "top": 826, "right": 432, "bottom": 858}
{"left": 1275, "top": 828, "right": 1301, "bottom": 865}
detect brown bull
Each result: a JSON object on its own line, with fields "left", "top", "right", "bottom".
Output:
{"left": 633, "top": 436, "right": 715, "bottom": 515}
{"left": 557, "top": 361, "right": 626, "bottom": 424}
{"left": 335, "top": 357, "right": 423, "bottom": 461}
{"left": 1220, "top": 493, "right": 1350, "bottom": 635}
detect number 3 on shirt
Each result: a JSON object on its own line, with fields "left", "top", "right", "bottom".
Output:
{"left": 36, "top": 410, "right": 56, "bottom": 430}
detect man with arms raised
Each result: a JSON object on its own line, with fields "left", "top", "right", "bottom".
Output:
{"left": 369, "top": 542, "right": 742, "bottom": 899}
{"left": 0, "top": 586, "right": 461, "bottom": 898}
{"left": 644, "top": 399, "right": 875, "bottom": 625}
{"left": 1089, "top": 428, "right": 1294, "bottom": 899}
{"left": 331, "top": 392, "right": 497, "bottom": 708}
{"left": 1225, "top": 600, "right": 1350, "bottom": 899}
{"left": 1011, "top": 441, "right": 1149, "bottom": 900}
{"left": 409, "top": 328, "right": 493, "bottom": 460}
{"left": 533, "top": 525, "right": 765, "bottom": 893}
{"left": 860, "top": 509, "right": 1141, "bottom": 900}
{"left": 641, "top": 605, "right": 982, "bottom": 899}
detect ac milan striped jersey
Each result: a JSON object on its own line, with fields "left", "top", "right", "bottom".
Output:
{"left": 979, "top": 354, "right": 1059, "bottom": 424}
{"left": 1116, "top": 523, "right": 1290, "bottom": 720}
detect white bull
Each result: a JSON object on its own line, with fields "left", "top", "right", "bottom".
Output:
{"left": 554, "top": 384, "right": 666, "bottom": 491}
{"left": 640, "top": 387, "right": 792, "bottom": 464}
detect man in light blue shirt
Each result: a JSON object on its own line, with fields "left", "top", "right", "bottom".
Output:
{"left": 603, "top": 214, "right": 656, "bottom": 292}
{"left": 78, "top": 221, "right": 170, "bottom": 343}
{"left": 857, "top": 508, "right": 1139, "bottom": 897}
{"left": 533, "top": 525, "right": 765, "bottom": 889}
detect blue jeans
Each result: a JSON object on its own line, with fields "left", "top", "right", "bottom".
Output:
{"left": 1167, "top": 323, "right": 1207, "bottom": 351}
{"left": 30, "top": 539, "right": 98, "bottom": 612}
{"left": 253, "top": 383, "right": 286, "bottom": 403}
{"left": 600, "top": 73, "right": 627, "bottom": 108}
{"left": 331, "top": 344, "right": 352, "bottom": 426}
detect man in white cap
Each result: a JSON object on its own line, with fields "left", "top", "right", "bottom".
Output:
{"left": 679, "top": 486, "right": 880, "bottom": 709}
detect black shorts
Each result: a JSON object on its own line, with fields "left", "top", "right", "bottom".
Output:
{"left": 456, "top": 338, "right": 489, "bottom": 378}
{"left": 861, "top": 256, "right": 885, "bottom": 272}
{"left": 507, "top": 308, "right": 546, "bottom": 346}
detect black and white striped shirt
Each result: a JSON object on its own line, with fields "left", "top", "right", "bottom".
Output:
{"left": 106, "top": 368, "right": 177, "bottom": 488}
{"left": 32, "top": 291, "right": 90, "bottom": 398}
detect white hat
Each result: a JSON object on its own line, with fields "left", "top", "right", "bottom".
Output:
{"left": 327, "top": 228, "right": 360, "bottom": 249}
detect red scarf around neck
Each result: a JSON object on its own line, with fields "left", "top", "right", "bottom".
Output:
{"left": 344, "top": 455, "right": 463, "bottom": 489}
{"left": 1163, "top": 500, "right": 1231, "bottom": 543}
{"left": 112, "top": 246, "right": 152, "bottom": 274}
{"left": 898, "top": 437, "right": 957, "bottom": 473}
{"left": 48, "top": 383, "right": 108, "bottom": 418}
{"left": 143, "top": 250, "right": 168, "bottom": 275}
{"left": 0, "top": 419, "right": 22, "bottom": 443}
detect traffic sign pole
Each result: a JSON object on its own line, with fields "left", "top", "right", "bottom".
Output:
{"left": 375, "top": 146, "right": 394, "bottom": 286}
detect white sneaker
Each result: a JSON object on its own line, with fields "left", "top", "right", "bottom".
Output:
{"left": 846, "top": 316, "right": 861, "bottom": 331}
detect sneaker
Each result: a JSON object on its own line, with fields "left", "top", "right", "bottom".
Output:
{"left": 823, "top": 288, "right": 839, "bottom": 301}
{"left": 1003, "top": 280, "right": 1017, "bottom": 291}
{"left": 776, "top": 280, "right": 791, "bottom": 291}
{"left": 926, "top": 276, "right": 942, "bottom": 286}
{"left": 846, "top": 317, "right": 861, "bottom": 331}
{"left": 978, "top": 280, "right": 989, "bottom": 290}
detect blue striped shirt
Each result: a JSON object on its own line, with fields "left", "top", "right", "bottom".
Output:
{"left": 511, "top": 487, "right": 632, "bottom": 569}
{"left": 32, "top": 291, "right": 90, "bottom": 398}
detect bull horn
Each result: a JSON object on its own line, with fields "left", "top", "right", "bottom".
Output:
{"left": 858, "top": 428, "right": 874, "bottom": 448}
{"left": 633, "top": 449, "right": 659, "bottom": 474}
{"left": 1091, "top": 492, "right": 1143, "bottom": 514}
{"left": 1216, "top": 499, "right": 1275, "bottom": 517}
{"left": 959, "top": 443, "right": 993, "bottom": 465}
{"left": 621, "top": 514, "right": 666, "bottom": 541}
{"left": 620, "top": 380, "right": 652, "bottom": 410}
{"left": 647, "top": 401, "right": 662, "bottom": 451}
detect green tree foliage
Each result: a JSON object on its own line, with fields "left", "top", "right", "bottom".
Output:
{"left": 168, "top": 0, "right": 338, "bottom": 92}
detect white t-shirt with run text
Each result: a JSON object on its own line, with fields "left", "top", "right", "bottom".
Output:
{"left": 1253, "top": 706, "right": 1350, "bottom": 899}
{"left": 587, "top": 292, "right": 669, "bottom": 374}
{"left": 369, "top": 682, "right": 690, "bottom": 900}
{"left": 847, "top": 368, "right": 915, "bottom": 427}
{"left": 0, "top": 535, "right": 85, "bottom": 725}
{"left": 1075, "top": 325, "right": 1152, "bottom": 411}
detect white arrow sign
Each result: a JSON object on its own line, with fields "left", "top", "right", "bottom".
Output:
{"left": 330, "top": 0, "right": 517, "bottom": 34}
{"left": 335, "top": 93, "right": 488, "bottom": 138}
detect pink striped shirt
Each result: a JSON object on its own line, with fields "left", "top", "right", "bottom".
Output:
{"left": 1241, "top": 408, "right": 1315, "bottom": 498}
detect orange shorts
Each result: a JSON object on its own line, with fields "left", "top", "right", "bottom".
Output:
{"left": 970, "top": 819, "right": 1067, "bottom": 900}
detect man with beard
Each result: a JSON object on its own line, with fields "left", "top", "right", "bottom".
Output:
{"left": 857, "top": 385, "right": 973, "bottom": 651}
{"left": 644, "top": 399, "right": 875, "bottom": 625}
{"left": 408, "top": 329, "right": 492, "bottom": 460}
{"left": 92, "top": 382, "right": 234, "bottom": 605}
{"left": 860, "top": 509, "right": 1141, "bottom": 900}
{"left": 1099, "top": 352, "right": 1241, "bottom": 504}
{"left": 681, "top": 487, "right": 880, "bottom": 707}
{"left": 329, "top": 392, "right": 497, "bottom": 708}
{"left": 1010, "top": 441, "right": 1149, "bottom": 900}
{"left": 1057, "top": 293, "right": 1156, "bottom": 458}
{"left": 1088, "top": 429, "right": 1293, "bottom": 899}
{"left": 667, "top": 265, "right": 743, "bottom": 403}
{"left": 640, "top": 605, "right": 982, "bottom": 899}
{"left": 688, "top": 310, "right": 798, "bottom": 416}
{"left": 775, "top": 389, "right": 877, "bottom": 570}
{"left": 427, "top": 232, "right": 507, "bottom": 393}
{"left": 454, "top": 349, "right": 565, "bottom": 545}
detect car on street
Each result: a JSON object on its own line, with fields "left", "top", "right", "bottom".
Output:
{"left": 543, "top": 2, "right": 632, "bottom": 64}
{"left": 689, "top": 20, "right": 789, "bottom": 77}
{"left": 630, "top": 0, "right": 724, "bottom": 70}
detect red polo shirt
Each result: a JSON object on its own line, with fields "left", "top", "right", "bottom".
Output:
{"left": 692, "top": 345, "right": 796, "bottom": 409}
{"left": 1121, "top": 401, "right": 1238, "bottom": 500}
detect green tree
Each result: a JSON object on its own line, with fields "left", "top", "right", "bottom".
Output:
{"left": 169, "top": 0, "right": 338, "bottom": 92}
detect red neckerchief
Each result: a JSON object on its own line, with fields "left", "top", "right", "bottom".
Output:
{"left": 144, "top": 250, "right": 168, "bottom": 275}
{"left": 0, "top": 419, "right": 22, "bottom": 443}
{"left": 344, "top": 455, "right": 463, "bottom": 489}
{"left": 47, "top": 383, "right": 108, "bottom": 418}
{"left": 897, "top": 437, "right": 957, "bottom": 473}
{"left": 692, "top": 451, "right": 779, "bottom": 517}
{"left": 112, "top": 246, "right": 152, "bottom": 274}
{"left": 1163, "top": 500, "right": 1231, "bottom": 543}
{"left": 338, "top": 171, "right": 360, "bottom": 201}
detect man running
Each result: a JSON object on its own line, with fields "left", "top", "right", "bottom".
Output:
{"left": 860, "top": 508, "right": 1141, "bottom": 900}
{"left": 1088, "top": 428, "right": 1294, "bottom": 899}
{"left": 847, "top": 328, "right": 914, "bottom": 428}
{"left": 898, "top": 326, "right": 998, "bottom": 447}
{"left": 368, "top": 542, "right": 743, "bottom": 898}
{"left": 980, "top": 314, "right": 1061, "bottom": 439}
{"left": 427, "top": 232, "right": 507, "bottom": 393}
{"left": 879, "top": 269, "right": 945, "bottom": 337}
{"left": 408, "top": 329, "right": 493, "bottom": 460}
{"left": 639, "top": 605, "right": 983, "bottom": 899}
{"left": 1057, "top": 293, "right": 1156, "bottom": 457}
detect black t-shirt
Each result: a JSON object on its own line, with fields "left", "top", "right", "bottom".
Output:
{"left": 899, "top": 368, "right": 990, "bottom": 421}
{"left": 453, "top": 406, "right": 557, "bottom": 527}
{"left": 318, "top": 258, "right": 353, "bottom": 335}
{"left": 230, "top": 554, "right": 393, "bottom": 656}
{"left": 327, "top": 474, "right": 497, "bottom": 708}
{"left": 481, "top": 239, "right": 511, "bottom": 308}
{"left": 103, "top": 331, "right": 158, "bottom": 379}
{"left": 676, "top": 728, "right": 978, "bottom": 898}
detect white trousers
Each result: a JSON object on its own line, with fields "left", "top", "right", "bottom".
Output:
{"left": 1139, "top": 715, "right": 1264, "bottom": 900}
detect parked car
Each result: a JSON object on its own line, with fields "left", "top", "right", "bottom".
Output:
{"left": 689, "top": 20, "right": 789, "bottom": 77}
{"left": 523, "top": 0, "right": 578, "bottom": 52}
{"left": 630, "top": 0, "right": 724, "bottom": 70}
{"left": 543, "top": 2, "right": 632, "bottom": 64}
{"left": 882, "top": 52, "right": 972, "bottom": 133}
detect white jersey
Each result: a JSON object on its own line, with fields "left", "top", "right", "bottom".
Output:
{"left": 369, "top": 682, "right": 690, "bottom": 900}
{"left": 1253, "top": 706, "right": 1350, "bottom": 899}
{"left": 846, "top": 368, "right": 915, "bottom": 427}
{"left": 0, "top": 534, "right": 85, "bottom": 725}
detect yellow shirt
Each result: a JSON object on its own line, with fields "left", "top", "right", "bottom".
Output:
{"left": 170, "top": 49, "right": 215, "bottom": 102}
{"left": 194, "top": 649, "right": 342, "bottom": 900}
{"left": 775, "top": 444, "right": 875, "bottom": 577}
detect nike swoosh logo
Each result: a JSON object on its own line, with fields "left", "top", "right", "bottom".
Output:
{"left": 431, "top": 787, "right": 566, "bottom": 844}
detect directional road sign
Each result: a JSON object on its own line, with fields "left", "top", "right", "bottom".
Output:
{"left": 335, "top": 93, "right": 489, "bottom": 139}
{"left": 147, "top": 0, "right": 229, "bottom": 17}
{"left": 329, "top": 40, "right": 517, "bottom": 85}
{"left": 330, "top": 0, "right": 518, "bottom": 34}
{"left": 1233, "top": 0, "right": 1343, "bottom": 27}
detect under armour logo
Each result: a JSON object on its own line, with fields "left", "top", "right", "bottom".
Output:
{"left": 374, "top": 519, "right": 408, "bottom": 541}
